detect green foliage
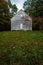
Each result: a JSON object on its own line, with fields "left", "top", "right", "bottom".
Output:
{"left": 0, "top": 0, "right": 10, "bottom": 31}
{"left": 0, "top": 0, "right": 9, "bottom": 14}
{"left": 0, "top": 31, "right": 43, "bottom": 65}
{"left": 23, "top": 0, "right": 43, "bottom": 16}
{"left": 23, "top": 0, "right": 43, "bottom": 30}
{"left": 34, "top": 0, "right": 43, "bottom": 16}
{"left": 7, "top": 0, "right": 18, "bottom": 14}
{"left": 8, "top": 0, "right": 12, "bottom": 8}
{"left": 0, "top": 0, "right": 17, "bottom": 31}
{"left": 12, "top": 4, "right": 18, "bottom": 14}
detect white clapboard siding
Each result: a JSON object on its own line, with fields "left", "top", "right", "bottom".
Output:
{"left": 11, "top": 9, "right": 32, "bottom": 30}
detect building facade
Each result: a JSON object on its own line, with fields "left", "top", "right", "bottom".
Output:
{"left": 11, "top": 10, "right": 32, "bottom": 30}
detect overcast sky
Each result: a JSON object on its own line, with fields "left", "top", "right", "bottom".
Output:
{"left": 11, "top": 0, "right": 26, "bottom": 11}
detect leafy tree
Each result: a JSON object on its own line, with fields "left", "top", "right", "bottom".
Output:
{"left": 23, "top": 0, "right": 43, "bottom": 30}
{"left": 34, "top": 0, "right": 43, "bottom": 16}
{"left": 0, "top": 0, "right": 10, "bottom": 31}
{"left": 7, "top": 0, "right": 18, "bottom": 14}
{"left": 0, "top": 0, "right": 9, "bottom": 14}
{"left": 11, "top": 4, "right": 18, "bottom": 14}
{"left": 8, "top": 0, "right": 12, "bottom": 8}
{"left": 23, "top": 0, "right": 43, "bottom": 16}
{"left": 0, "top": 0, "right": 18, "bottom": 31}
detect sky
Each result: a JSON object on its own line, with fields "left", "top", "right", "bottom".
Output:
{"left": 11, "top": 0, "right": 26, "bottom": 11}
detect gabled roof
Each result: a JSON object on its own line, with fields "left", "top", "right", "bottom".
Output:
{"left": 11, "top": 9, "right": 32, "bottom": 21}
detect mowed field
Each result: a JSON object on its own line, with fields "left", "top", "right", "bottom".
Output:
{"left": 0, "top": 31, "right": 43, "bottom": 65}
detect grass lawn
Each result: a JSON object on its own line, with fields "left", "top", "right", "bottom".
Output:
{"left": 0, "top": 31, "right": 43, "bottom": 65}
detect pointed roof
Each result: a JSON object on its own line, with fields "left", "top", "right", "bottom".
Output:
{"left": 11, "top": 9, "right": 32, "bottom": 21}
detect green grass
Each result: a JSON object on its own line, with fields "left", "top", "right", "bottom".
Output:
{"left": 0, "top": 31, "right": 43, "bottom": 65}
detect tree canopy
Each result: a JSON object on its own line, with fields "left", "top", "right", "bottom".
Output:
{"left": 0, "top": 0, "right": 10, "bottom": 31}
{"left": 8, "top": 0, "right": 18, "bottom": 14}
{"left": 23, "top": 0, "right": 43, "bottom": 16}
{"left": 11, "top": 4, "right": 18, "bottom": 14}
{"left": 0, "top": 0, "right": 9, "bottom": 15}
{"left": 0, "top": 0, "right": 18, "bottom": 31}
{"left": 23, "top": 0, "right": 43, "bottom": 30}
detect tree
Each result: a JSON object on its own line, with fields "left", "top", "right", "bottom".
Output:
{"left": 23, "top": 0, "right": 34, "bottom": 15}
{"left": 7, "top": 0, "right": 18, "bottom": 14}
{"left": 11, "top": 4, "right": 18, "bottom": 14}
{"left": 0, "top": 0, "right": 9, "bottom": 14}
{"left": 0, "top": 0, "right": 10, "bottom": 31}
{"left": 23, "top": 0, "right": 43, "bottom": 16}
{"left": 8, "top": 0, "right": 12, "bottom": 8}
{"left": 34, "top": 0, "right": 43, "bottom": 16}
{"left": 23, "top": 0, "right": 43, "bottom": 30}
